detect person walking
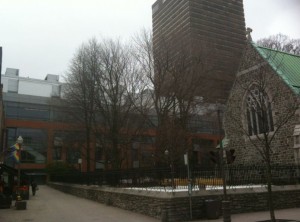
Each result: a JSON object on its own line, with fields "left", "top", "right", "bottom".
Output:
{"left": 31, "top": 180, "right": 37, "bottom": 196}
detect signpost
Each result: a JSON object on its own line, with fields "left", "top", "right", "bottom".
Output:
{"left": 184, "top": 153, "right": 192, "bottom": 220}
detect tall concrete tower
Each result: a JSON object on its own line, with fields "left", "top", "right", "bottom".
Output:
{"left": 152, "top": 0, "right": 246, "bottom": 102}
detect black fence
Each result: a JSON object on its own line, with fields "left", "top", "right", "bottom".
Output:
{"left": 49, "top": 165, "right": 300, "bottom": 191}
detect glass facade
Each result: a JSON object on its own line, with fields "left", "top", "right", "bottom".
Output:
{"left": 4, "top": 100, "right": 73, "bottom": 122}
{"left": 5, "top": 101, "right": 50, "bottom": 121}
{"left": 51, "top": 106, "right": 77, "bottom": 122}
{"left": 7, "top": 128, "right": 48, "bottom": 164}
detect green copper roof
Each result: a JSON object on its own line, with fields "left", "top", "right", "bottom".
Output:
{"left": 253, "top": 43, "right": 300, "bottom": 95}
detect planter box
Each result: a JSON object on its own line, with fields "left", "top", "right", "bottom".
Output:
{"left": 15, "top": 200, "right": 27, "bottom": 210}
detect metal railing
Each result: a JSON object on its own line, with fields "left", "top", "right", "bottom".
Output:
{"left": 49, "top": 165, "right": 300, "bottom": 191}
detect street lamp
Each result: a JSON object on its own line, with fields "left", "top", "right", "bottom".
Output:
{"left": 217, "top": 108, "right": 231, "bottom": 222}
{"left": 78, "top": 158, "right": 82, "bottom": 172}
{"left": 164, "top": 149, "right": 169, "bottom": 156}
{"left": 14, "top": 136, "right": 27, "bottom": 210}
{"left": 184, "top": 152, "right": 193, "bottom": 219}
{"left": 16, "top": 136, "right": 23, "bottom": 189}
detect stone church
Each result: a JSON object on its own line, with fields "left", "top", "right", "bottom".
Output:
{"left": 224, "top": 38, "right": 300, "bottom": 166}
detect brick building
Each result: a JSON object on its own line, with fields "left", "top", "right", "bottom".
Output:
{"left": 1, "top": 68, "right": 71, "bottom": 182}
{"left": 1, "top": 68, "right": 222, "bottom": 181}
{"left": 224, "top": 40, "right": 300, "bottom": 165}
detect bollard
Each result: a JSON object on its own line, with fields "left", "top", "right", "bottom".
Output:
{"left": 222, "top": 200, "right": 231, "bottom": 222}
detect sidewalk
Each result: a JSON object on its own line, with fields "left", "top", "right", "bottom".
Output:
{"left": 196, "top": 208, "right": 300, "bottom": 222}
{"left": 0, "top": 185, "right": 159, "bottom": 222}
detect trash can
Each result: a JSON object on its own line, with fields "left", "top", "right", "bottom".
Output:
{"left": 205, "top": 199, "right": 221, "bottom": 219}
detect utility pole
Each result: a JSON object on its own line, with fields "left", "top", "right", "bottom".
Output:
{"left": 16, "top": 136, "right": 24, "bottom": 199}
{"left": 217, "top": 109, "right": 231, "bottom": 222}
{"left": 184, "top": 153, "right": 192, "bottom": 220}
{"left": 218, "top": 109, "right": 227, "bottom": 199}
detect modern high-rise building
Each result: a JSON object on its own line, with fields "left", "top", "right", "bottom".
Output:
{"left": 152, "top": 0, "right": 246, "bottom": 102}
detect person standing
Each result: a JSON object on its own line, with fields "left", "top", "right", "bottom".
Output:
{"left": 31, "top": 180, "right": 37, "bottom": 196}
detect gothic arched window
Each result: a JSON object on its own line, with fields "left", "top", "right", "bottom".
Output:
{"left": 246, "top": 86, "right": 274, "bottom": 136}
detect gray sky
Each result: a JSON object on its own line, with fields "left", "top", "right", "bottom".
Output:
{"left": 1, "top": 0, "right": 299, "bottom": 80}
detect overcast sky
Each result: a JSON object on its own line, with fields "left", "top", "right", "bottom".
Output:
{"left": 1, "top": 0, "right": 299, "bottom": 80}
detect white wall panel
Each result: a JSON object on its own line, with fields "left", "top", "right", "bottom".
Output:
{"left": 19, "top": 81, "right": 52, "bottom": 97}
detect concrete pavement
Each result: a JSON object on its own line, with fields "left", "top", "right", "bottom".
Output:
{"left": 0, "top": 185, "right": 159, "bottom": 222}
{"left": 196, "top": 208, "right": 300, "bottom": 222}
{"left": 1, "top": 185, "right": 299, "bottom": 222}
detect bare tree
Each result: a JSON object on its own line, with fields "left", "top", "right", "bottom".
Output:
{"left": 63, "top": 36, "right": 155, "bottom": 171}
{"left": 257, "top": 33, "right": 300, "bottom": 55}
{"left": 132, "top": 29, "right": 216, "bottom": 166}
{"left": 63, "top": 38, "right": 100, "bottom": 173}
{"left": 225, "top": 42, "right": 299, "bottom": 221}
{"left": 91, "top": 38, "right": 148, "bottom": 170}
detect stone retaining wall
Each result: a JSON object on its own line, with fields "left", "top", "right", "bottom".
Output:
{"left": 48, "top": 183, "right": 300, "bottom": 221}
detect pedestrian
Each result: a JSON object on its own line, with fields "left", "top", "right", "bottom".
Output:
{"left": 0, "top": 177, "right": 4, "bottom": 193}
{"left": 31, "top": 180, "right": 37, "bottom": 196}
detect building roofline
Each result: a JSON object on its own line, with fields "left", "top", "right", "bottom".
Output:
{"left": 252, "top": 42, "right": 300, "bottom": 58}
{"left": 251, "top": 42, "right": 300, "bottom": 95}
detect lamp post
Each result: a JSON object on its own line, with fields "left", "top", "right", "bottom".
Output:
{"left": 16, "top": 136, "right": 23, "bottom": 190}
{"left": 184, "top": 152, "right": 193, "bottom": 219}
{"left": 15, "top": 135, "right": 27, "bottom": 210}
{"left": 78, "top": 158, "right": 82, "bottom": 172}
{"left": 217, "top": 109, "right": 231, "bottom": 222}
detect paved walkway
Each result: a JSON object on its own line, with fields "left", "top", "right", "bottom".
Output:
{"left": 1, "top": 185, "right": 299, "bottom": 222}
{"left": 0, "top": 185, "right": 159, "bottom": 222}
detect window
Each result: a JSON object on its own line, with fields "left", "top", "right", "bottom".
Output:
{"left": 67, "top": 148, "right": 81, "bottom": 164}
{"left": 246, "top": 86, "right": 274, "bottom": 136}
{"left": 95, "top": 144, "right": 103, "bottom": 162}
{"left": 52, "top": 146, "right": 62, "bottom": 160}
{"left": 293, "top": 125, "right": 300, "bottom": 148}
{"left": 53, "top": 137, "right": 63, "bottom": 160}
{"left": 4, "top": 101, "right": 50, "bottom": 121}
{"left": 53, "top": 131, "right": 84, "bottom": 164}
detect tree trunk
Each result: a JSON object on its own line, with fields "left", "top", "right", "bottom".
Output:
{"left": 86, "top": 132, "right": 90, "bottom": 173}
{"left": 266, "top": 164, "right": 275, "bottom": 221}
{"left": 266, "top": 145, "right": 276, "bottom": 222}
